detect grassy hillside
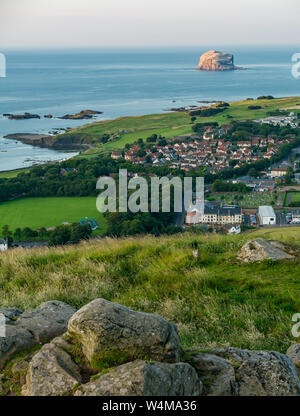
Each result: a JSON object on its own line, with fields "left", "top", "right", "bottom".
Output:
{"left": 0, "top": 197, "right": 106, "bottom": 233}
{"left": 57, "top": 96, "right": 300, "bottom": 154}
{"left": 0, "top": 169, "right": 30, "bottom": 179}
{"left": 0, "top": 227, "right": 299, "bottom": 353}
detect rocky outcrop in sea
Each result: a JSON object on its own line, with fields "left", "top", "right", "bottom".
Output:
{"left": 197, "top": 50, "right": 244, "bottom": 71}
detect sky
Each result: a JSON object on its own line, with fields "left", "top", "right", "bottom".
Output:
{"left": 0, "top": 0, "right": 299, "bottom": 48}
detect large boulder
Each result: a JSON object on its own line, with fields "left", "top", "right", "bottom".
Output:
{"left": 188, "top": 352, "right": 236, "bottom": 396}
{"left": 238, "top": 239, "right": 295, "bottom": 263}
{"left": 23, "top": 337, "right": 81, "bottom": 396}
{"left": 67, "top": 299, "right": 182, "bottom": 366}
{"left": 211, "top": 347, "right": 300, "bottom": 396}
{"left": 286, "top": 344, "right": 300, "bottom": 368}
{"left": 74, "top": 360, "right": 202, "bottom": 396}
{"left": 197, "top": 50, "right": 242, "bottom": 71}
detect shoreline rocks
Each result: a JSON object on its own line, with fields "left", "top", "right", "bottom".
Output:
{"left": 59, "top": 110, "right": 103, "bottom": 120}
{"left": 4, "top": 133, "right": 87, "bottom": 151}
{"left": 3, "top": 113, "right": 40, "bottom": 120}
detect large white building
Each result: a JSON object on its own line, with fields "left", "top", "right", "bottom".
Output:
{"left": 258, "top": 206, "right": 276, "bottom": 225}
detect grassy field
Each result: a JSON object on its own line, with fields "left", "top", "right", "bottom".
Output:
{"left": 290, "top": 192, "right": 300, "bottom": 203}
{"left": 0, "top": 197, "right": 106, "bottom": 233}
{"left": 55, "top": 96, "right": 300, "bottom": 154}
{"left": 283, "top": 191, "right": 300, "bottom": 206}
{"left": 211, "top": 192, "right": 276, "bottom": 208}
{"left": 0, "top": 227, "right": 299, "bottom": 353}
{"left": 0, "top": 168, "right": 30, "bottom": 179}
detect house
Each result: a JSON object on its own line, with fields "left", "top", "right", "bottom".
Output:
{"left": 60, "top": 167, "right": 77, "bottom": 176}
{"left": 0, "top": 238, "right": 8, "bottom": 251}
{"left": 258, "top": 206, "right": 276, "bottom": 225}
{"left": 202, "top": 206, "right": 242, "bottom": 225}
{"left": 111, "top": 152, "right": 123, "bottom": 160}
{"left": 270, "top": 168, "right": 288, "bottom": 177}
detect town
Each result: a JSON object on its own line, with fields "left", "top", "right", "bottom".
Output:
{"left": 111, "top": 117, "right": 296, "bottom": 173}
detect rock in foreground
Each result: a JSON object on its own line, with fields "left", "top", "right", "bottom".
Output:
{"left": 74, "top": 360, "right": 202, "bottom": 396}
{"left": 238, "top": 238, "right": 295, "bottom": 263}
{"left": 0, "top": 301, "right": 76, "bottom": 369}
{"left": 67, "top": 298, "right": 182, "bottom": 365}
{"left": 197, "top": 50, "right": 243, "bottom": 71}
{"left": 2, "top": 298, "right": 300, "bottom": 397}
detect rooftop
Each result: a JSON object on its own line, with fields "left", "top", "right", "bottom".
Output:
{"left": 258, "top": 205, "right": 276, "bottom": 217}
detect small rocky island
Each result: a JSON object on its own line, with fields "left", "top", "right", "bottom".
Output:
{"left": 197, "top": 50, "right": 243, "bottom": 71}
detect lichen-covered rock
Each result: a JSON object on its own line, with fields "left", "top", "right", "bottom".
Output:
{"left": 211, "top": 347, "right": 300, "bottom": 396}
{"left": 0, "top": 308, "right": 23, "bottom": 324}
{"left": 23, "top": 337, "right": 81, "bottom": 396}
{"left": 197, "top": 50, "right": 242, "bottom": 71}
{"left": 0, "top": 301, "right": 76, "bottom": 369}
{"left": 237, "top": 239, "right": 294, "bottom": 263}
{"left": 0, "top": 326, "right": 36, "bottom": 369}
{"left": 16, "top": 300, "right": 76, "bottom": 343}
{"left": 67, "top": 299, "right": 181, "bottom": 365}
{"left": 74, "top": 360, "right": 202, "bottom": 396}
{"left": 286, "top": 344, "right": 300, "bottom": 368}
{"left": 189, "top": 352, "right": 236, "bottom": 396}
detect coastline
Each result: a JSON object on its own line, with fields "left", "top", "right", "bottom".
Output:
{"left": 4, "top": 133, "right": 88, "bottom": 151}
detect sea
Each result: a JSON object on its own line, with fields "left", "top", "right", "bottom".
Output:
{"left": 0, "top": 45, "right": 299, "bottom": 172}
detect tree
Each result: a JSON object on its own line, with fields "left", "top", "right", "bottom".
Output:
{"left": 70, "top": 224, "right": 92, "bottom": 243}
{"left": 248, "top": 168, "right": 258, "bottom": 178}
{"left": 48, "top": 225, "right": 71, "bottom": 246}
{"left": 1, "top": 225, "right": 11, "bottom": 239}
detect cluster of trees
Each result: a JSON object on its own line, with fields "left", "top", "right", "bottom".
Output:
{"left": 105, "top": 212, "right": 180, "bottom": 237}
{"left": 257, "top": 95, "right": 274, "bottom": 100}
{"left": 224, "top": 120, "right": 297, "bottom": 142}
{"left": 48, "top": 223, "right": 92, "bottom": 246}
{"left": 248, "top": 105, "right": 262, "bottom": 110}
{"left": 211, "top": 180, "right": 251, "bottom": 193}
{"left": 1, "top": 223, "right": 92, "bottom": 246}
{"left": 191, "top": 121, "right": 219, "bottom": 134}
{"left": 190, "top": 107, "right": 225, "bottom": 117}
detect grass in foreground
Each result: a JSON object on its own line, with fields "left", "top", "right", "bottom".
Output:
{"left": 0, "top": 227, "right": 299, "bottom": 353}
{"left": 0, "top": 197, "right": 106, "bottom": 233}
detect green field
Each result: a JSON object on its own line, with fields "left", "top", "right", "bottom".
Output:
{"left": 0, "top": 168, "right": 30, "bottom": 179}
{"left": 283, "top": 191, "right": 300, "bottom": 206}
{"left": 0, "top": 197, "right": 106, "bottom": 233}
{"left": 56, "top": 96, "right": 300, "bottom": 154}
{"left": 210, "top": 192, "right": 276, "bottom": 208}
{"left": 290, "top": 192, "right": 300, "bottom": 203}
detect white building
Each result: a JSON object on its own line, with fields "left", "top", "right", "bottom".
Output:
{"left": 258, "top": 206, "right": 276, "bottom": 225}
{"left": 0, "top": 239, "right": 8, "bottom": 251}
